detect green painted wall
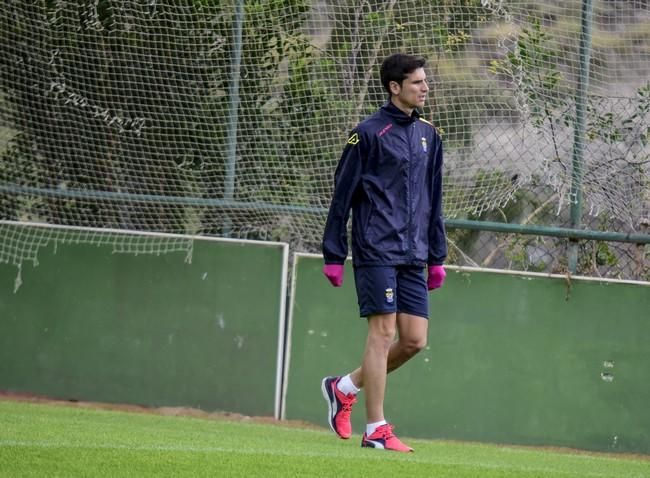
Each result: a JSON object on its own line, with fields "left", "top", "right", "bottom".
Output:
{"left": 0, "top": 228, "right": 287, "bottom": 417}
{"left": 285, "top": 254, "right": 650, "bottom": 454}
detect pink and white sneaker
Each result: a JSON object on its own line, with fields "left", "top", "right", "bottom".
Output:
{"left": 361, "top": 423, "right": 413, "bottom": 452}
{"left": 321, "top": 376, "right": 357, "bottom": 439}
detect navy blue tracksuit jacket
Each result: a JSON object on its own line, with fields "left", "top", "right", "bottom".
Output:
{"left": 322, "top": 101, "right": 448, "bottom": 267}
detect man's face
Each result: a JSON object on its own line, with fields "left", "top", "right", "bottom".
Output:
{"left": 390, "top": 67, "right": 429, "bottom": 111}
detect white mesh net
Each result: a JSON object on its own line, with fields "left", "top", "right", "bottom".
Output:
{"left": 0, "top": 220, "right": 193, "bottom": 292}
{"left": 1, "top": 0, "right": 648, "bottom": 278}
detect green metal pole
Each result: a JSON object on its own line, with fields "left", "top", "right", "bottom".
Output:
{"left": 444, "top": 219, "right": 650, "bottom": 245}
{"left": 223, "top": 0, "right": 245, "bottom": 237}
{"left": 3, "top": 183, "right": 650, "bottom": 246}
{"left": 568, "top": 0, "right": 595, "bottom": 273}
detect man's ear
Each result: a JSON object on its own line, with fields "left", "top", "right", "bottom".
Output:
{"left": 389, "top": 80, "right": 401, "bottom": 96}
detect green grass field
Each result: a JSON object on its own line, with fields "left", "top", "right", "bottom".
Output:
{"left": 1, "top": 399, "right": 649, "bottom": 477}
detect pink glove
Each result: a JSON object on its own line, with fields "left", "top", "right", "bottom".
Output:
{"left": 323, "top": 264, "right": 344, "bottom": 287}
{"left": 427, "top": 265, "right": 446, "bottom": 290}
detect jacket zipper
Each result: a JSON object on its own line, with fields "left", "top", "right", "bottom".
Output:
{"left": 406, "top": 123, "right": 414, "bottom": 260}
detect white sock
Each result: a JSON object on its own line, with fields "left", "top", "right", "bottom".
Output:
{"left": 366, "top": 420, "right": 387, "bottom": 435}
{"left": 336, "top": 374, "right": 360, "bottom": 395}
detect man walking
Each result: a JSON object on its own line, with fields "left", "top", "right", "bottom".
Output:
{"left": 321, "top": 53, "right": 447, "bottom": 453}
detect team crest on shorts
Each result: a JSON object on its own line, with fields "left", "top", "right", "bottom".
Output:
{"left": 385, "top": 288, "right": 394, "bottom": 304}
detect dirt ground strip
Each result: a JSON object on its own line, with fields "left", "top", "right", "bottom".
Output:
{"left": 0, "top": 390, "right": 323, "bottom": 431}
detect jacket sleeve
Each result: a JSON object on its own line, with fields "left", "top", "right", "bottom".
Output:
{"left": 428, "top": 136, "right": 448, "bottom": 265}
{"left": 322, "top": 132, "right": 364, "bottom": 264}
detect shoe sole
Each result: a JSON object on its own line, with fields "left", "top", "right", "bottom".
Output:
{"left": 361, "top": 439, "right": 383, "bottom": 449}
{"left": 321, "top": 377, "right": 337, "bottom": 435}
{"left": 361, "top": 439, "right": 413, "bottom": 452}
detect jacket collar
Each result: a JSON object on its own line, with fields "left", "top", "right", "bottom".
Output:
{"left": 381, "top": 101, "right": 420, "bottom": 125}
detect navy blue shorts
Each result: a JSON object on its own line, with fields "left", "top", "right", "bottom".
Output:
{"left": 353, "top": 265, "right": 429, "bottom": 319}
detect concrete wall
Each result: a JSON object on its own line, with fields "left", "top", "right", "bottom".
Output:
{"left": 284, "top": 253, "right": 650, "bottom": 454}
{"left": 0, "top": 224, "right": 288, "bottom": 418}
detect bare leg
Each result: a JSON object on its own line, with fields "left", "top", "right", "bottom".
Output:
{"left": 361, "top": 312, "right": 396, "bottom": 423}
{"left": 350, "top": 313, "right": 428, "bottom": 390}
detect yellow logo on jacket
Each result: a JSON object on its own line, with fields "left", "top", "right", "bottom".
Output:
{"left": 347, "top": 133, "right": 360, "bottom": 145}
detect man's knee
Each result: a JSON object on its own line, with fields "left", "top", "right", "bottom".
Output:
{"left": 399, "top": 335, "right": 427, "bottom": 357}
{"left": 367, "top": 314, "right": 397, "bottom": 349}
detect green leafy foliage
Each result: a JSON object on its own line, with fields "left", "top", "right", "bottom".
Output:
{"left": 489, "top": 19, "right": 568, "bottom": 130}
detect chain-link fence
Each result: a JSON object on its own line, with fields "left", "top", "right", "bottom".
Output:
{"left": 1, "top": 0, "right": 648, "bottom": 281}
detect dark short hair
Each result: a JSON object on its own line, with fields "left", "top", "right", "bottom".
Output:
{"left": 380, "top": 53, "right": 426, "bottom": 94}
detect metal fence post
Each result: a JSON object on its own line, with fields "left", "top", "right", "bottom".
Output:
{"left": 568, "top": 0, "right": 595, "bottom": 273}
{"left": 223, "top": 0, "right": 245, "bottom": 237}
